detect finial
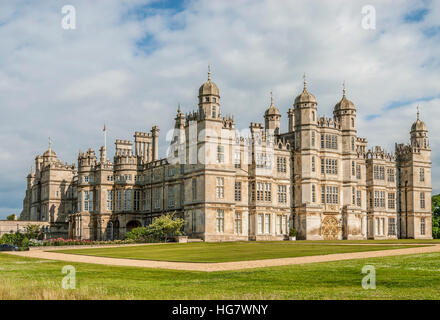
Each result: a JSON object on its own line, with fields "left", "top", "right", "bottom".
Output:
{"left": 270, "top": 91, "right": 274, "bottom": 106}
{"left": 208, "top": 64, "right": 211, "bottom": 81}
{"left": 48, "top": 137, "right": 52, "bottom": 151}
{"left": 342, "top": 80, "right": 346, "bottom": 97}
{"left": 177, "top": 103, "right": 181, "bottom": 114}
{"left": 417, "top": 105, "right": 420, "bottom": 120}
{"left": 303, "top": 73, "right": 307, "bottom": 91}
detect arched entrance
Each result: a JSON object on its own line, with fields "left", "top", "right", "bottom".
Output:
{"left": 126, "top": 220, "right": 141, "bottom": 233}
{"left": 322, "top": 216, "right": 339, "bottom": 240}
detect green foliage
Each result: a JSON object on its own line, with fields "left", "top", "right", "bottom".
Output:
{"left": 24, "top": 224, "right": 42, "bottom": 240}
{"left": 6, "top": 214, "right": 16, "bottom": 221}
{"left": 126, "top": 212, "right": 184, "bottom": 243}
{"left": 432, "top": 194, "right": 440, "bottom": 239}
{"left": 0, "top": 232, "right": 28, "bottom": 248}
{"left": 289, "top": 227, "right": 296, "bottom": 237}
{"left": 125, "top": 227, "right": 155, "bottom": 243}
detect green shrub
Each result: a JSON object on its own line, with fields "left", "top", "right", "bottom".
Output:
{"left": 289, "top": 227, "right": 296, "bottom": 237}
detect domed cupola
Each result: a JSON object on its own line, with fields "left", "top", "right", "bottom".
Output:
{"left": 411, "top": 107, "right": 429, "bottom": 149}
{"left": 198, "top": 65, "right": 220, "bottom": 120}
{"left": 411, "top": 109, "right": 427, "bottom": 133}
{"left": 294, "top": 75, "right": 317, "bottom": 106}
{"left": 264, "top": 91, "right": 281, "bottom": 133}
{"left": 43, "top": 137, "right": 57, "bottom": 162}
{"left": 333, "top": 82, "right": 355, "bottom": 115}
{"left": 333, "top": 82, "right": 356, "bottom": 131}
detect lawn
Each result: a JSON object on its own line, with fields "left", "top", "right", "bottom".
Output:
{"left": 1, "top": 251, "right": 440, "bottom": 299}
{"left": 53, "top": 241, "right": 420, "bottom": 263}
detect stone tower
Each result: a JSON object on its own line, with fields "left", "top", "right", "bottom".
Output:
{"left": 396, "top": 108, "right": 432, "bottom": 238}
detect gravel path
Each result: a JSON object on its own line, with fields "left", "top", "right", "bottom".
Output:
{"left": 6, "top": 244, "right": 440, "bottom": 272}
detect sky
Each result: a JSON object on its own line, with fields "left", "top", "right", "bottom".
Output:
{"left": 0, "top": 0, "right": 439, "bottom": 219}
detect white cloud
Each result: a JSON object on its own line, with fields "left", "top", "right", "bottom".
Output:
{"left": 0, "top": 0, "right": 439, "bottom": 219}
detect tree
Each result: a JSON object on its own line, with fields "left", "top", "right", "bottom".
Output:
{"left": 6, "top": 214, "right": 16, "bottom": 221}
{"left": 24, "top": 224, "right": 42, "bottom": 240}
{"left": 126, "top": 212, "right": 184, "bottom": 243}
{"left": 148, "top": 212, "right": 184, "bottom": 242}
{"left": 432, "top": 194, "right": 440, "bottom": 239}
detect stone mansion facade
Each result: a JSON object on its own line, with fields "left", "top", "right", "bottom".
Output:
{"left": 19, "top": 72, "right": 432, "bottom": 241}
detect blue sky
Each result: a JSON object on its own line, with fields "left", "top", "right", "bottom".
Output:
{"left": 0, "top": 0, "right": 439, "bottom": 219}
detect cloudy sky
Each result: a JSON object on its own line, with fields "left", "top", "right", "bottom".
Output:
{"left": 0, "top": 0, "right": 439, "bottom": 219}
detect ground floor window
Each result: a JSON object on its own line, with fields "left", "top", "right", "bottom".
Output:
{"left": 264, "top": 214, "right": 270, "bottom": 234}
{"left": 421, "top": 217, "right": 426, "bottom": 235}
{"left": 216, "top": 210, "right": 224, "bottom": 233}
{"left": 388, "top": 218, "right": 396, "bottom": 236}
{"left": 257, "top": 214, "right": 263, "bottom": 234}
{"left": 234, "top": 212, "right": 242, "bottom": 234}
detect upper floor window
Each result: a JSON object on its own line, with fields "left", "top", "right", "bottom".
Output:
{"left": 356, "top": 165, "right": 361, "bottom": 179}
{"left": 420, "top": 192, "right": 425, "bottom": 209}
{"left": 352, "top": 161, "right": 355, "bottom": 176}
{"left": 420, "top": 168, "right": 425, "bottom": 182}
{"left": 312, "top": 185, "right": 316, "bottom": 203}
{"left": 351, "top": 137, "right": 355, "bottom": 151}
{"left": 323, "top": 134, "right": 338, "bottom": 150}
{"left": 324, "top": 186, "right": 338, "bottom": 204}
{"left": 374, "top": 191, "right": 385, "bottom": 208}
{"left": 387, "top": 168, "right": 395, "bottom": 182}
{"left": 234, "top": 182, "right": 241, "bottom": 202}
{"left": 153, "top": 188, "right": 160, "bottom": 209}
{"left": 373, "top": 165, "right": 385, "bottom": 180}
{"left": 216, "top": 145, "right": 224, "bottom": 163}
{"left": 211, "top": 106, "right": 216, "bottom": 118}
{"left": 234, "top": 212, "right": 242, "bottom": 234}
{"left": 234, "top": 151, "right": 241, "bottom": 168}
{"left": 124, "top": 189, "right": 132, "bottom": 211}
{"left": 311, "top": 131, "right": 315, "bottom": 146}
{"left": 278, "top": 185, "right": 287, "bottom": 203}
{"left": 388, "top": 193, "right": 395, "bottom": 209}
{"left": 277, "top": 157, "right": 287, "bottom": 173}
{"left": 205, "top": 97, "right": 209, "bottom": 102}
{"left": 325, "top": 159, "right": 338, "bottom": 175}
{"left": 168, "top": 186, "right": 175, "bottom": 208}
{"left": 134, "top": 190, "right": 140, "bottom": 211}
{"left": 216, "top": 177, "right": 224, "bottom": 199}
{"left": 192, "top": 179, "right": 197, "bottom": 201}
{"left": 312, "top": 156, "right": 315, "bottom": 172}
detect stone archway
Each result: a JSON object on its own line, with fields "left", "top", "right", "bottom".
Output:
{"left": 322, "top": 216, "right": 339, "bottom": 240}
{"left": 126, "top": 220, "right": 141, "bottom": 233}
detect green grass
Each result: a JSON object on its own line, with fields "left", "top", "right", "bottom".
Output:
{"left": 1, "top": 251, "right": 440, "bottom": 299}
{"left": 53, "top": 241, "right": 420, "bottom": 263}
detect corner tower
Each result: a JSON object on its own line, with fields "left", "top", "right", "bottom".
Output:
{"left": 198, "top": 66, "right": 220, "bottom": 121}
{"left": 264, "top": 92, "right": 281, "bottom": 134}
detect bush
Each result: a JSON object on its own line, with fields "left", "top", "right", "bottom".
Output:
{"left": 289, "top": 227, "right": 296, "bottom": 237}
{"left": 126, "top": 212, "right": 184, "bottom": 243}
{"left": 0, "top": 233, "right": 28, "bottom": 248}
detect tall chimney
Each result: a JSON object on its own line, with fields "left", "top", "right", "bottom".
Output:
{"left": 151, "top": 126, "right": 160, "bottom": 161}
